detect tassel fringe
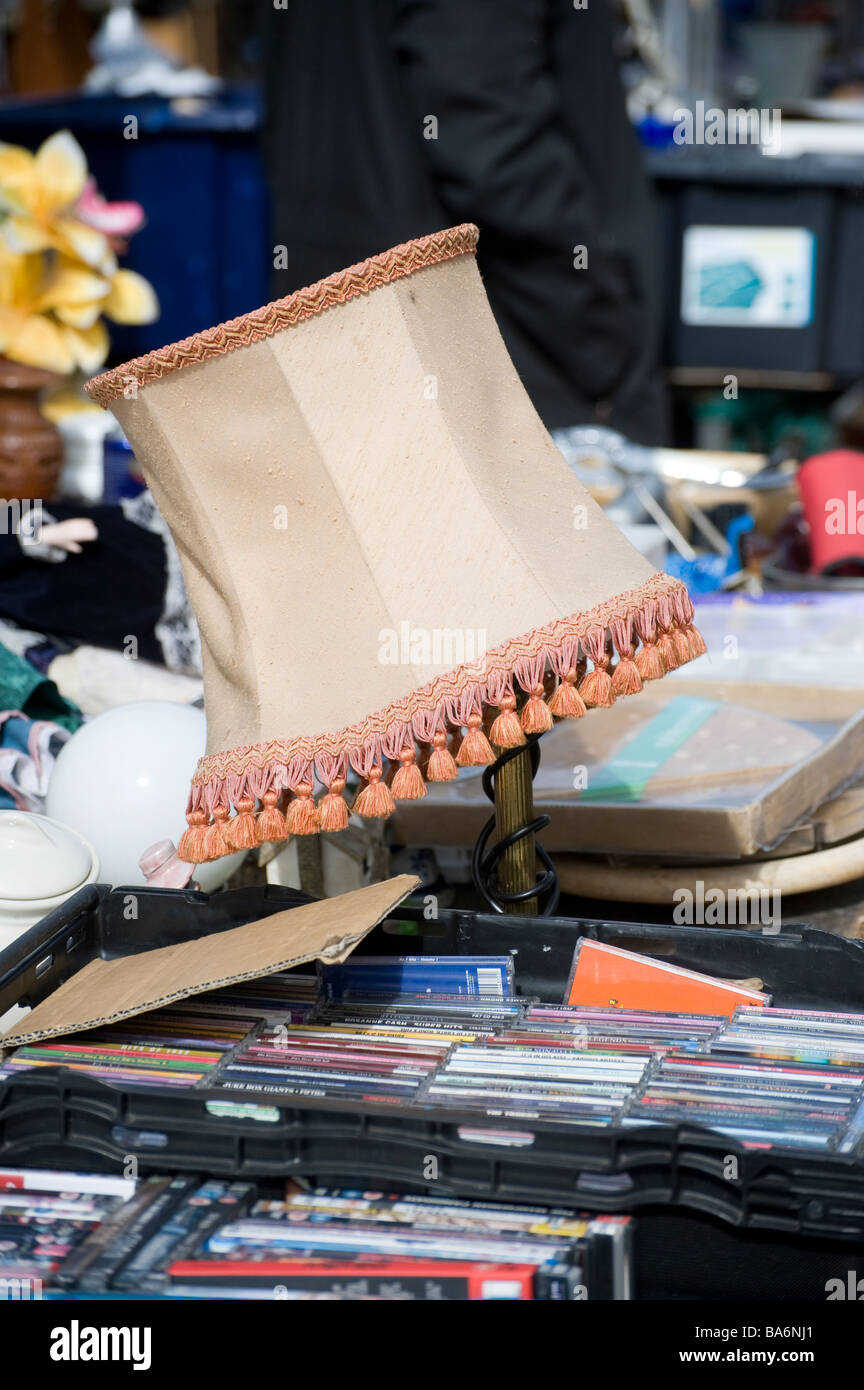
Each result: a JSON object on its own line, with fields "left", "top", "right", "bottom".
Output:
{"left": 579, "top": 667, "right": 615, "bottom": 708}
{"left": 685, "top": 624, "right": 707, "bottom": 658}
{"left": 611, "top": 656, "right": 643, "bottom": 698}
{"left": 636, "top": 643, "right": 665, "bottom": 680}
{"left": 177, "top": 579, "right": 707, "bottom": 862}
{"left": 203, "top": 805, "right": 231, "bottom": 861}
{"left": 286, "top": 783, "right": 320, "bottom": 834}
{"left": 489, "top": 695, "right": 525, "bottom": 748}
{"left": 353, "top": 766, "right": 397, "bottom": 818}
{"left": 672, "top": 627, "right": 692, "bottom": 666}
{"left": 427, "top": 729, "right": 459, "bottom": 781}
{"left": 319, "top": 778, "right": 349, "bottom": 832}
{"left": 178, "top": 810, "right": 209, "bottom": 863}
{"left": 455, "top": 714, "right": 495, "bottom": 767}
{"left": 547, "top": 671, "right": 587, "bottom": 719}
{"left": 520, "top": 684, "right": 553, "bottom": 734}
{"left": 391, "top": 746, "right": 426, "bottom": 800}
{"left": 257, "top": 790, "right": 288, "bottom": 843}
{"left": 657, "top": 632, "right": 679, "bottom": 670}
{"left": 229, "top": 796, "right": 259, "bottom": 850}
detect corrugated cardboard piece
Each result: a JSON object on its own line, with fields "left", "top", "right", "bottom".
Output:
{"left": 0, "top": 875, "right": 419, "bottom": 1050}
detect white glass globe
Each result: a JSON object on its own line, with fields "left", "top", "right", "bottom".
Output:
{"left": 46, "top": 701, "right": 244, "bottom": 892}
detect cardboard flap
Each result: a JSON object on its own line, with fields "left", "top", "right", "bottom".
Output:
{"left": 1, "top": 875, "right": 419, "bottom": 1049}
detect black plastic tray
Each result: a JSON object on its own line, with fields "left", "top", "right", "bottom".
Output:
{"left": 6, "top": 881, "right": 864, "bottom": 1013}
{"left": 2, "top": 883, "right": 864, "bottom": 1242}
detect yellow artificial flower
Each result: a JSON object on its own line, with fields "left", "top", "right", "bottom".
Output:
{"left": 102, "top": 268, "right": 159, "bottom": 325}
{"left": 0, "top": 131, "right": 159, "bottom": 374}
{"left": 40, "top": 258, "right": 159, "bottom": 330}
{"left": 0, "top": 245, "right": 115, "bottom": 373}
{"left": 38, "top": 259, "right": 112, "bottom": 329}
{"left": 0, "top": 131, "right": 114, "bottom": 274}
{"left": 0, "top": 245, "right": 74, "bottom": 373}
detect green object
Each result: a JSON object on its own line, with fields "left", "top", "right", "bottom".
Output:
{"left": 205, "top": 1100, "right": 280, "bottom": 1123}
{"left": 385, "top": 919, "right": 421, "bottom": 935}
{"left": 580, "top": 696, "right": 719, "bottom": 803}
{"left": 0, "top": 642, "right": 81, "bottom": 732}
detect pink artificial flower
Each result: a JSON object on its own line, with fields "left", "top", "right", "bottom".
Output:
{"left": 74, "top": 177, "right": 145, "bottom": 237}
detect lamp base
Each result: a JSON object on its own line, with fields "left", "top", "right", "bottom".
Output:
{"left": 471, "top": 736, "right": 559, "bottom": 916}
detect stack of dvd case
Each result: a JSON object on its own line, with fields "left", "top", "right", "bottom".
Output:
{"left": 0, "top": 1167, "right": 631, "bottom": 1300}
{"left": 166, "top": 1188, "right": 631, "bottom": 1301}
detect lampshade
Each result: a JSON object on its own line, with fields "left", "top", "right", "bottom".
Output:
{"left": 86, "top": 225, "right": 704, "bottom": 863}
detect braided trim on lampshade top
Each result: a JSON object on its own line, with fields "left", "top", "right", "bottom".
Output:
{"left": 85, "top": 224, "right": 480, "bottom": 407}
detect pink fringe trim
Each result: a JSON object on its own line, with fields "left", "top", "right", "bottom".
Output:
{"left": 178, "top": 572, "right": 705, "bottom": 862}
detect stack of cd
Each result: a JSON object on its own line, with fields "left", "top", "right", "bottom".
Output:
{"left": 0, "top": 1168, "right": 259, "bottom": 1295}
{"left": 624, "top": 1005, "right": 864, "bottom": 1150}
{"left": 714, "top": 1006, "right": 864, "bottom": 1067}
{"left": 318, "top": 995, "right": 524, "bottom": 1027}
{"left": 184, "top": 972, "right": 320, "bottom": 1023}
{"left": 420, "top": 1003, "right": 724, "bottom": 1122}
{"left": 214, "top": 964, "right": 522, "bottom": 1103}
{"left": 425, "top": 1039, "right": 647, "bottom": 1122}
{"left": 217, "top": 995, "right": 505, "bottom": 1102}
{"left": 513, "top": 1004, "right": 726, "bottom": 1053}
{"left": 0, "top": 1007, "right": 255, "bottom": 1088}
{"left": 0, "top": 974, "right": 323, "bottom": 1089}
{"left": 219, "top": 1023, "right": 449, "bottom": 1102}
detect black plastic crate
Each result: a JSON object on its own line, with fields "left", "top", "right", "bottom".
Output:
{"left": 6, "top": 881, "right": 864, "bottom": 1014}
{"left": 2, "top": 884, "right": 864, "bottom": 1243}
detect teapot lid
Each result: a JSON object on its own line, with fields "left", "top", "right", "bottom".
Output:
{"left": 0, "top": 811, "right": 97, "bottom": 901}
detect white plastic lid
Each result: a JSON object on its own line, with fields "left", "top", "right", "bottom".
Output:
{"left": 0, "top": 811, "right": 96, "bottom": 901}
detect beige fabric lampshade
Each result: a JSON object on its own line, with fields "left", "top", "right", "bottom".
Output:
{"left": 86, "top": 225, "right": 704, "bottom": 863}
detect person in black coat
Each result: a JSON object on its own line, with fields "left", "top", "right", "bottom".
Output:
{"left": 258, "top": 0, "right": 668, "bottom": 445}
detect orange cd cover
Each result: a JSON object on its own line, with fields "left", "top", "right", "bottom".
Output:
{"left": 565, "top": 938, "right": 768, "bottom": 1017}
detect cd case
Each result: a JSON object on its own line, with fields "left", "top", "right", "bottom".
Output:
{"left": 564, "top": 937, "right": 769, "bottom": 1015}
